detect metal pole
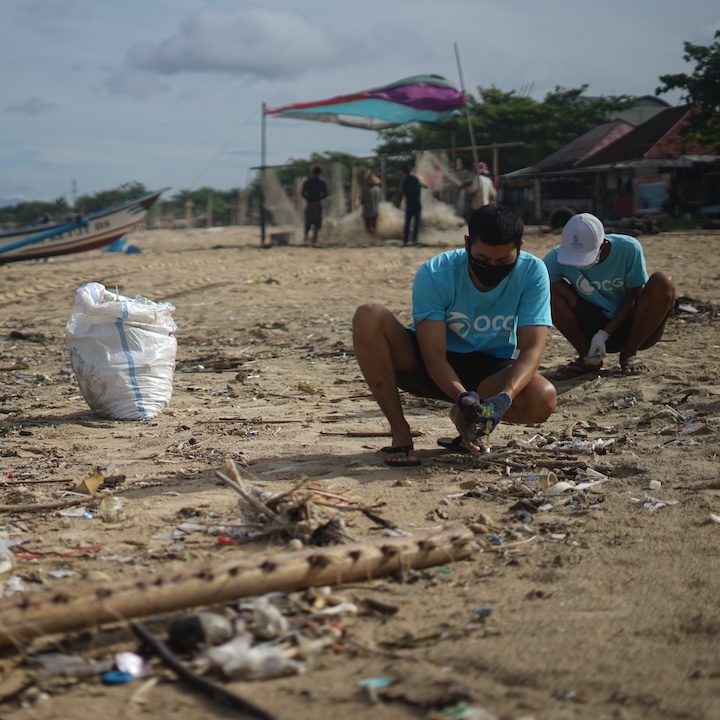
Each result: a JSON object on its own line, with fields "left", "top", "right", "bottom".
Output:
{"left": 260, "top": 102, "right": 267, "bottom": 246}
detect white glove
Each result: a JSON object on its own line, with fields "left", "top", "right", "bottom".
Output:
{"left": 586, "top": 329, "right": 609, "bottom": 360}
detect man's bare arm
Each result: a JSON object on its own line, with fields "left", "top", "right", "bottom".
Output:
{"left": 415, "top": 319, "right": 465, "bottom": 399}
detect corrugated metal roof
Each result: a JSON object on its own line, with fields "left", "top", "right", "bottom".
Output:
{"left": 532, "top": 120, "right": 634, "bottom": 172}
{"left": 576, "top": 104, "right": 716, "bottom": 166}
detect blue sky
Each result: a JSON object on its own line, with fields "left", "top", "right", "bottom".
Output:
{"left": 2, "top": 0, "right": 718, "bottom": 204}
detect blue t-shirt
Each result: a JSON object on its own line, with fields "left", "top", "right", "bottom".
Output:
{"left": 411, "top": 249, "right": 552, "bottom": 358}
{"left": 543, "top": 233, "right": 648, "bottom": 319}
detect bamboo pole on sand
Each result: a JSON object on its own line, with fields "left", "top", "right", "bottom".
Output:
{"left": 0, "top": 528, "right": 475, "bottom": 650}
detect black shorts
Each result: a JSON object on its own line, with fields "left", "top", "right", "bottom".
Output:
{"left": 395, "top": 328, "right": 513, "bottom": 402}
{"left": 574, "top": 296, "right": 668, "bottom": 353}
{"left": 305, "top": 202, "right": 323, "bottom": 230}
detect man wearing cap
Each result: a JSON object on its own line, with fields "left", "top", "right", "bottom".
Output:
{"left": 543, "top": 213, "right": 675, "bottom": 378}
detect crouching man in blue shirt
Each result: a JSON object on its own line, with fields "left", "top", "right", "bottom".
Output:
{"left": 352, "top": 204, "right": 557, "bottom": 466}
{"left": 543, "top": 213, "right": 676, "bottom": 379}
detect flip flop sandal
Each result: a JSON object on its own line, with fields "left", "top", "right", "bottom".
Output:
{"left": 550, "top": 361, "right": 600, "bottom": 381}
{"left": 620, "top": 357, "right": 648, "bottom": 375}
{"left": 437, "top": 436, "right": 471, "bottom": 454}
{"left": 382, "top": 445, "right": 422, "bottom": 467}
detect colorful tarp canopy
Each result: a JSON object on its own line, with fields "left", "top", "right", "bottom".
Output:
{"left": 264, "top": 74, "right": 466, "bottom": 130}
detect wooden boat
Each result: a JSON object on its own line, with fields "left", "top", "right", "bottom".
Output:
{"left": 0, "top": 188, "right": 166, "bottom": 264}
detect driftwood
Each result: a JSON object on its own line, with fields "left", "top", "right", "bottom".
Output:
{"left": 0, "top": 527, "right": 474, "bottom": 650}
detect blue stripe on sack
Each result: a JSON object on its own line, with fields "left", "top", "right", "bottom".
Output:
{"left": 116, "top": 302, "right": 149, "bottom": 420}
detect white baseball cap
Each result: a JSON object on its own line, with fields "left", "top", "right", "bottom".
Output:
{"left": 557, "top": 213, "right": 605, "bottom": 266}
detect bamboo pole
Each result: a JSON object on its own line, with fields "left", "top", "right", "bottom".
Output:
{"left": 0, "top": 528, "right": 475, "bottom": 649}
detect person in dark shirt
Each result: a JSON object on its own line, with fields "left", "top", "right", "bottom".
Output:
{"left": 400, "top": 164, "right": 422, "bottom": 246}
{"left": 301, "top": 166, "right": 328, "bottom": 245}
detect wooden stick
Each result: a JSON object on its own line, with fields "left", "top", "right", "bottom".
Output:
{"left": 201, "top": 418, "right": 303, "bottom": 424}
{"left": 0, "top": 528, "right": 474, "bottom": 649}
{"left": 319, "top": 430, "right": 423, "bottom": 437}
{"left": 0, "top": 478, "right": 74, "bottom": 487}
{"left": 216, "top": 461, "right": 281, "bottom": 524}
{"left": 131, "top": 622, "right": 275, "bottom": 720}
{"left": 0, "top": 495, "right": 104, "bottom": 514}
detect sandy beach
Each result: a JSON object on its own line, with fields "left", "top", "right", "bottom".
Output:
{"left": 1, "top": 216, "right": 719, "bottom": 720}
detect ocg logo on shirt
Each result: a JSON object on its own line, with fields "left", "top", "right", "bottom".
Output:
{"left": 448, "top": 312, "right": 514, "bottom": 338}
{"left": 575, "top": 276, "right": 624, "bottom": 295}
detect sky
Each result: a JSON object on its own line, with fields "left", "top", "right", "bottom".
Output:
{"left": 2, "top": 0, "right": 718, "bottom": 204}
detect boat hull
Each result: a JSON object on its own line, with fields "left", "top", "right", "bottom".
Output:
{"left": 0, "top": 189, "right": 164, "bottom": 264}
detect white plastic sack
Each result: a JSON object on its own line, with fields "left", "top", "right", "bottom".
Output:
{"left": 65, "top": 282, "right": 178, "bottom": 420}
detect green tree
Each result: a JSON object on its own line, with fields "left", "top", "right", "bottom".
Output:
{"left": 374, "top": 85, "right": 633, "bottom": 174}
{"left": 75, "top": 181, "right": 149, "bottom": 214}
{"left": 656, "top": 30, "right": 720, "bottom": 149}
{"left": 165, "top": 187, "right": 243, "bottom": 225}
{"left": 0, "top": 196, "right": 70, "bottom": 227}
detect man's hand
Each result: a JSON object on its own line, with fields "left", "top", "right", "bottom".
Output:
{"left": 586, "top": 330, "right": 609, "bottom": 361}
{"left": 457, "top": 391, "right": 512, "bottom": 444}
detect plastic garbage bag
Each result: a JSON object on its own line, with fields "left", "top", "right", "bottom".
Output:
{"left": 65, "top": 282, "right": 178, "bottom": 420}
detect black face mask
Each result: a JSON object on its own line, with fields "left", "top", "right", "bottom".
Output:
{"left": 468, "top": 254, "right": 516, "bottom": 287}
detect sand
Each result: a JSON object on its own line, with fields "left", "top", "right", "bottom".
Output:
{"left": 0, "top": 216, "right": 719, "bottom": 720}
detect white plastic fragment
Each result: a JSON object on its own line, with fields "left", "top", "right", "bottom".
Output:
{"left": 542, "top": 481, "right": 576, "bottom": 496}
{"left": 249, "top": 596, "right": 289, "bottom": 639}
{"left": 317, "top": 602, "right": 359, "bottom": 616}
{"left": 204, "top": 635, "right": 304, "bottom": 680}
{"left": 574, "top": 479, "right": 609, "bottom": 491}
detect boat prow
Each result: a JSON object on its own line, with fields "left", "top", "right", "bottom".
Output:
{"left": 0, "top": 188, "right": 168, "bottom": 264}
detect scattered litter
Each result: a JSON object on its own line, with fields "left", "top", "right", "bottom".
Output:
{"left": 47, "top": 569, "right": 76, "bottom": 579}
{"left": 99, "top": 496, "right": 126, "bottom": 523}
{"left": 664, "top": 404, "right": 692, "bottom": 423}
{"left": 168, "top": 612, "right": 234, "bottom": 653}
{"left": 438, "top": 703, "right": 499, "bottom": 720}
{"left": 0, "top": 538, "right": 21, "bottom": 575}
{"left": 630, "top": 495, "right": 679, "bottom": 512}
{"left": 74, "top": 470, "right": 105, "bottom": 496}
{"left": 249, "top": 596, "right": 289, "bottom": 639}
{"left": 58, "top": 506, "right": 90, "bottom": 518}
{"left": 677, "top": 302, "right": 700, "bottom": 314}
{"left": 204, "top": 634, "right": 305, "bottom": 680}
{"left": 28, "top": 653, "right": 114, "bottom": 680}
{"left": 109, "top": 651, "right": 150, "bottom": 682}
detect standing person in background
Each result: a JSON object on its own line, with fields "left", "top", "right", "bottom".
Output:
{"left": 361, "top": 171, "right": 382, "bottom": 237}
{"left": 400, "top": 164, "right": 422, "bottom": 246}
{"left": 467, "top": 161, "right": 497, "bottom": 214}
{"left": 301, "top": 166, "right": 328, "bottom": 245}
